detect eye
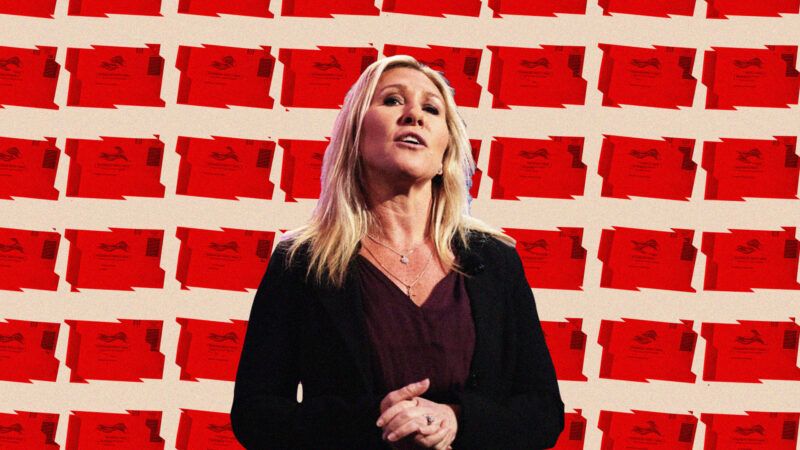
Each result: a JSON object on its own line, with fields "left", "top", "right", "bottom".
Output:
{"left": 383, "top": 95, "right": 440, "bottom": 115}
{"left": 424, "top": 105, "right": 440, "bottom": 115}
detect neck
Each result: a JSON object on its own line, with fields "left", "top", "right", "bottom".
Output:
{"left": 363, "top": 177, "right": 433, "bottom": 249}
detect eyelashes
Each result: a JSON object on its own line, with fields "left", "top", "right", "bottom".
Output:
{"left": 384, "top": 96, "right": 440, "bottom": 115}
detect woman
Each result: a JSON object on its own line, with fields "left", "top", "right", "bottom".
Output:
{"left": 231, "top": 54, "right": 565, "bottom": 449}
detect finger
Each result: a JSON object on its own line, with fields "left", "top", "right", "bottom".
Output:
{"left": 433, "top": 429, "right": 454, "bottom": 450}
{"left": 380, "top": 379, "right": 430, "bottom": 413}
{"left": 413, "top": 421, "right": 447, "bottom": 447}
{"left": 384, "top": 414, "right": 428, "bottom": 443}
{"left": 377, "top": 398, "right": 417, "bottom": 428}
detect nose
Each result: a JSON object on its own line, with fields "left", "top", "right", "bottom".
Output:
{"left": 400, "top": 103, "right": 423, "bottom": 126}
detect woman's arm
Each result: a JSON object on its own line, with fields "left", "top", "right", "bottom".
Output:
{"left": 230, "top": 242, "right": 383, "bottom": 449}
{"left": 450, "top": 244, "right": 565, "bottom": 450}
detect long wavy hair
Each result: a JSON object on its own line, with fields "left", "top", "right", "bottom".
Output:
{"left": 283, "top": 54, "right": 514, "bottom": 288}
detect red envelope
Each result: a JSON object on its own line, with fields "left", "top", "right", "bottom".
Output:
{"left": 66, "top": 410, "right": 164, "bottom": 450}
{"left": 598, "top": 44, "right": 697, "bottom": 109}
{"left": 0, "top": 0, "right": 57, "bottom": 17}
{"left": 65, "top": 319, "right": 164, "bottom": 383}
{"left": 598, "top": 135, "right": 697, "bottom": 200}
{"left": 701, "top": 319, "right": 800, "bottom": 382}
{"left": 702, "top": 227, "right": 800, "bottom": 292}
{"left": 487, "top": 0, "right": 586, "bottom": 17}
{"left": 64, "top": 228, "right": 165, "bottom": 292}
{"left": 383, "top": 44, "right": 483, "bottom": 107}
{"left": 177, "top": 0, "right": 272, "bottom": 16}
{"left": 67, "top": 0, "right": 161, "bottom": 16}
{"left": 488, "top": 136, "right": 587, "bottom": 199}
{"left": 175, "top": 227, "right": 274, "bottom": 291}
{"left": 707, "top": 0, "right": 800, "bottom": 18}
{"left": 0, "top": 46, "right": 60, "bottom": 110}
{"left": 0, "top": 136, "right": 60, "bottom": 200}
{"left": 598, "top": 318, "right": 697, "bottom": 383}
{"left": 281, "top": 0, "right": 378, "bottom": 17}
{"left": 278, "top": 139, "right": 326, "bottom": 201}
{"left": 703, "top": 46, "right": 800, "bottom": 110}
{"left": 176, "top": 45, "right": 275, "bottom": 109}
{"left": 598, "top": 410, "right": 697, "bottom": 450}
{"left": 598, "top": 226, "right": 697, "bottom": 291}
{"left": 701, "top": 411, "right": 800, "bottom": 449}
{"left": 381, "top": 0, "right": 480, "bottom": 17}
{"left": 175, "top": 318, "right": 248, "bottom": 381}
{"left": 65, "top": 136, "right": 165, "bottom": 199}
{"left": 65, "top": 44, "right": 166, "bottom": 108}
{"left": 599, "top": 0, "right": 695, "bottom": 17}
{"left": 540, "top": 319, "right": 588, "bottom": 381}
{"left": 702, "top": 136, "right": 799, "bottom": 201}
{"left": 467, "top": 139, "right": 483, "bottom": 199}
{"left": 0, "top": 319, "right": 60, "bottom": 383}
{"left": 550, "top": 409, "right": 586, "bottom": 449}
{"left": 0, "top": 227, "right": 60, "bottom": 292}
{"left": 504, "top": 227, "right": 586, "bottom": 290}
{"left": 279, "top": 47, "right": 378, "bottom": 108}
{"left": 176, "top": 409, "right": 244, "bottom": 450}
{"left": 487, "top": 45, "right": 587, "bottom": 109}
{"left": 0, "top": 411, "right": 60, "bottom": 449}
{"left": 176, "top": 136, "right": 276, "bottom": 200}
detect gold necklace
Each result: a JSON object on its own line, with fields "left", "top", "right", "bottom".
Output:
{"left": 362, "top": 243, "right": 434, "bottom": 299}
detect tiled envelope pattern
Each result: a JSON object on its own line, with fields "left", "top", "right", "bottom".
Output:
{"left": 1, "top": 1, "right": 799, "bottom": 449}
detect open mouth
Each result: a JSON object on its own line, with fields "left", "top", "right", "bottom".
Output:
{"left": 395, "top": 141, "right": 425, "bottom": 149}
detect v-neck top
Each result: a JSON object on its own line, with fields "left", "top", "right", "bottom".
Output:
{"left": 356, "top": 254, "right": 476, "bottom": 405}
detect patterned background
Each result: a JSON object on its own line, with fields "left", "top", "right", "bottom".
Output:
{"left": 1, "top": 0, "right": 799, "bottom": 448}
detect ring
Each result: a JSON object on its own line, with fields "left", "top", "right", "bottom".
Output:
{"left": 424, "top": 414, "right": 435, "bottom": 426}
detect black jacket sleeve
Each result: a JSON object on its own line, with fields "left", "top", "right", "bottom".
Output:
{"left": 230, "top": 242, "right": 384, "bottom": 450}
{"left": 451, "top": 243, "right": 565, "bottom": 450}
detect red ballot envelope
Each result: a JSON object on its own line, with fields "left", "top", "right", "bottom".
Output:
{"left": 176, "top": 409, "right": 244, "bottom": 450}
{"left": 540, "top": 319, "right": 588, "bottom": 381}
{"left": 703, "top": 46, "right": 800, "bottom": 110}
{"left": 702, "top": 136, "right": 799, "bottom": 201}
{"left": 598, "top": 44, "right": 697, "bottom": 109}
{"left": 278, "top": 139, "right": 326, "bottom": 201}
{"left": 551, "top": 409, "right": 587, "bottom": 450}
{"left": 383, "top": 44, "right": 483, "bottom": 107}
{"left": 0, "top": 0, "right": 57, "bottom": 17}
{"left": 598, "top": 318, "right": 697, "bottom": 383}
{"left": 65, "top": 136, "right": 165, "bottom": 199}
{"left": 0, "top": 46, "right": 60, "bottom": 110}
{"left": 0, "top": 411, "right": 60, "bottom": 449}
{"left": 701, "top": 411, "right": 800, "bottom": 449}
{"left": 381, "top": 0, "right": 481, "bottom": 17}
{"left": 487, "top": 0, "right": 586, "bottom": 17}
{"left": 701, "top": 227, "right": 800, "bottom": 292}
{"left": 176, "top": 44, "right": 275, "bottom": 109}
{"left": 176, "top": 136, "right": 276, "bottom": 200}
{"left": 178, "top": 0, "right": 272, "bottom": 16}
{"left": 279, "top": 47, "right": 378, "bottom": 108}
{"left": 701, "top": 319, "right": 800, "bottom": 382}
{"left": 66, "top": 410, "right": 164, "bottom": 450}
{"left": 599, "top": 0, "right": 695, "bottom": 17}
{"left": 487, "top": 45, "right": 587, "bottom": 109}
{"left": 0, "top": 136, "right": 60, "bottom": 200}
{"left": 706, "top": 0, "right": 800, "bottom": 18}
{"left": 64, "top": 228, "right": 165, "bottom": 292}
{"left": 598, "top": 135, "right": 697, "bottom": 200}
{"left": 598, "top": 410, "right": 697, "bottom": 450}
{"left": 488, "top": 136, "right": 587, "bottom": 200}
{"left": 175, "top": 227, "right": 274, "bottom": 291}
{"left": 281, "top": 0, "right": 378, "bottom": 17}
{"left": 67, "top": 0, "right": 161, "bottom": 16}
{"left": 598, "top": 226, "right": 697, "bottom": 292}
{"left": 0, "top": 227, "right": 60, "bottom": 292}
{"left": 467, "top": 139, "right": 483, "bottom": 199}
{"left": 175, "top": 318, "right": 248, "bottom": 381}
{"left": 65, "top": 319, "right": 164, "bottom": 383}
{"left": 0, "top": 319, "right": 60, "bottom": 383}
{"left": 504, "top": 227, "right": 586, "bottom": 290}
{"left": 65, "top": 44, "right": 166, "bottom": 108}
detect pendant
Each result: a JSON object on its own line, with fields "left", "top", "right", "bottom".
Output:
{"left": 400, "top": 255, "right": 409, "bottom": 264}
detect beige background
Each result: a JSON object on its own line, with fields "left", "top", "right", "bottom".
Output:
{"left": 2, "top": 0, "right": 800, "bottom": 447}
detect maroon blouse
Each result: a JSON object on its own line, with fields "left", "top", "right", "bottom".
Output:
{"left": 356, "top": 254, "right": 476, "bottom": 405}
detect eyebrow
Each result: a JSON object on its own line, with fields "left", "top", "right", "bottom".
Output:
{"left": 377, "top": 83, "right": 444, "bottom": 104}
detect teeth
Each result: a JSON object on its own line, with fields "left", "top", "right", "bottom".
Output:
{"left": 401, "top": 136, "right": 420, "bottom": 144}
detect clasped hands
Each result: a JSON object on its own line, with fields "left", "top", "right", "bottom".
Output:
{"left": 375, "top": 378, "right": 458, "bottom": 449}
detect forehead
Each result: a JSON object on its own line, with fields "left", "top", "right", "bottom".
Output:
{"left": 375, "top": 68, "right": 443, "bottom": 102}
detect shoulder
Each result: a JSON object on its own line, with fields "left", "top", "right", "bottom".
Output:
{"left": 463, "top": 229, "right": 517, "bottom": 259}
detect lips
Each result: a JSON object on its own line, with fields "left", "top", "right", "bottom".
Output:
{"left": 394, "top": 132, "right": 427, "bottom": 147}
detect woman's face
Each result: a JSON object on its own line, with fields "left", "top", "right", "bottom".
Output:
{"left": 359, "top": 67, "right": 450, "bottom": 187}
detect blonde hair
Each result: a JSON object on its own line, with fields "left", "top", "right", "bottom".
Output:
{"left": 283, "top": 54, "right": 514, "bottom": 288}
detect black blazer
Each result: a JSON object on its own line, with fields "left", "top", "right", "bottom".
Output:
{"left": 231, "top": 230, "right": 565, "bottom": 449}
